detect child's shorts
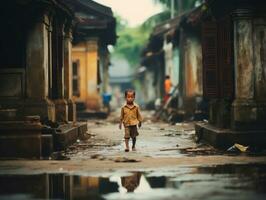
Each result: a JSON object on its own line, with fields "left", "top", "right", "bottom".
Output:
{"left": 124, "top": 125, "right": 139, "bottom": 139}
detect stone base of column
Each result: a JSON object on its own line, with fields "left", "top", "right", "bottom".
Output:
{"left": 54, "top": 99, "right": 68, "bottom": 123}
{"left": 256, "top": 100, "right": 266, "bottom": 128}
{"left": 67, "top": 99, "right": 76, "bottom": 122}
{"left": 231, "top": 99, "right": 266, "bottom": 131}
{"left": 0, "top": 117, "right": 43, "bottom": 158}
{"left": 209, "top": 99, "right": 232, "bottom": 129}
{"left": 195, "top": 121, "right": 266, "bottom": 149}
{"left": 23, "top": 98, "right": 55, "bottom": 122}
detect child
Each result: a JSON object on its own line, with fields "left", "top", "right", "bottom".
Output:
{"left": 119, "top": 89, "right": 142, "bottom": 152}
{"left": 164, "top": 75, "right": 172, "bottom": 103}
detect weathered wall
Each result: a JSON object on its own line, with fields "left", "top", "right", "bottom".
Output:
{"left": 185, "top": 37, "right": 202, "bottom": 98}
{"left": 23, "top": 14, "right": 55, "bottom": 121}
{"left": 72, "top": 39, "right": 101, "bottom": 110}
{"left": 181, "top": 35, "right": 203, "bottom": 118}
{"left": 232, "top": 9, "right": 266, "bottom": 130}
{"left": 234, "top": 19, "right": 254, "bottom": 100}
{"left": 26, "top": 15, "right": 49, "bottom": 99}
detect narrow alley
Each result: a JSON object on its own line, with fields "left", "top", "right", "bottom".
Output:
{"left": 1, "top": 0, "right": 266, "bottom": 199}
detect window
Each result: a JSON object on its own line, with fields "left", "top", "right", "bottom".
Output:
{"left": 72, "top": 61, "right": 80, "bottom": 97}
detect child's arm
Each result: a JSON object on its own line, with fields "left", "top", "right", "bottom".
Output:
{"left": 137, "top": 107, "right": 143, "bottom": 128}
{"left": 119, "top": 107, "right": 124, "bottom": 129}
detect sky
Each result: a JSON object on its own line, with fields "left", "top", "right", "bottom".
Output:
{"left": 94, "top": 0, "right": 164, "bottom": 27}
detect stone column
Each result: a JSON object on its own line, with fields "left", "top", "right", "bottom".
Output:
{"left": 100, "top": 46, "right": 109, "bottom": 93}
{"left": 231, "top": 9, "right": 257, "bottom": 130}
{"left": 25, "top": 14, "right": 55, "bottom": 121}
{"left": 64, "top": 27, "right": 76, "bottom": 122}
{"left": 84, "top": 39, "right": 101, "bottom": 110}
{"left": 53, "top": 18, "right": 68, "bottom": 123}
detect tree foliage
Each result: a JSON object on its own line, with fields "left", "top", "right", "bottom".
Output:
{"left": 113, "top": 15, "right": 151, "bottom": 68}
{"left": 141, "top": 10, "right": 171, "bottom": 31}
{"left": 112, "top": 0, "right": 203, "bottom": 68}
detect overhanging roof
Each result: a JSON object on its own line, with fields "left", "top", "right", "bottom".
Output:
{"left": 65, "top": 0, "right": 117, "bottom": 45}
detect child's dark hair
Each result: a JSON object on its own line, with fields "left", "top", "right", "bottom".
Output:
{"left": 165, "top": 75, "right": 170, "bottom": 79}
{"left": 125, "top": 89, "right": 135, "bottom": 97}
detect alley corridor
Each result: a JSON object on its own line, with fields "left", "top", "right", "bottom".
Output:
{"left": 1, "top": 0, "right": 266, "bottom": 199}
{"left": 0, "top": 111, "right": 266, "bottom": 199}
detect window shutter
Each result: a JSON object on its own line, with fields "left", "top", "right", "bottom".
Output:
{"left": 202, "top": 21, "right": 219, "bottom": 99}
{"left": 218, "top": 16, "right": 234, "bottom": 99}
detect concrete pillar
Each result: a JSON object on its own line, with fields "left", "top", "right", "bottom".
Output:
{"left": 85, "top": 39, "right": 101, "bottom": 110}
{"left": 232, "top": 9, "right": 257, "bottom": 130}
{"left": 64, "top": 28, "right": 76, "bottom": 122}
{"left": 53, "top": 19, "right": 68, "bottom": 122}
{"left": 100, "top": 46, "right": 110, "bottom": 93}
{"left": 24, "top": 14, "right": 55, "bottom": 121}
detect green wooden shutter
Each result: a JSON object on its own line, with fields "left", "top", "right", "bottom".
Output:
{"left": 218, "top": 16, "right": 234, "bottom": 99}
{"left": 202, "top": 21, "right": 219, "bottom": 99}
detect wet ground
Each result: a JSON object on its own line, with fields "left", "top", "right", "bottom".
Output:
{"left": 0, "top": 111, "right": 266, "bottom": 200}
{"left": 0, "top": 164, "right": 266, "bottom": 200}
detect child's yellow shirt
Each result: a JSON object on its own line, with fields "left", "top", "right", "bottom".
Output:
{"left": 120, "top": 103, "right": 142, "bottom": 126}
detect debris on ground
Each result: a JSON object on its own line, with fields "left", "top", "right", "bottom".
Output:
{"left": 160, "top": 148, "right": 180, "bottom": 151}
{"left": 51, "top": 152, "right": 70, "bottom": 160}
{"left": 112, "top": 157, "right": 140, "bottom": 163}
{"left": 158, "top": 144, "right": 221, "bottom": 156}
{"left": 90, "top": 154, "right": 102, "bottom": 159}
{"left": 184, "top": 147, "right": 214, "bottom": 153}
{"left": 164, "top": 132, "right": 182, "bottom": 137}
{"left": 227, "top": 143, "right": 249, "bottom": 153}
{"left": 95, "top": 121, "right": 106, "bottom": 125}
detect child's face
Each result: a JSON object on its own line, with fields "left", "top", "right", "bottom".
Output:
{"left": 126, "top": 92, "right": 135, "bottom": 104}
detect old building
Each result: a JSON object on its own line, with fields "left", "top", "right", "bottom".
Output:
{"left": 66, "top": 0, "right": 116, "bottom": 116}
{"left": 0, "top": 0, "right": 87, "bottom": 158}
{"left": 140, "top": 20, "right": 169, "bottom": 108}
{"left": 196, "top": 0, "right": 266, "bottom": 148}
{"left": 140, "top": 6, "right": 206, "bottom": 119}
{"left": 176, "top": 6, "right": 206, "bottom": 120}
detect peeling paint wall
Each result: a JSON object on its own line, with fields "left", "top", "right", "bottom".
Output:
{"left": 185, "top": 37, "right": 203, "bottom": 98}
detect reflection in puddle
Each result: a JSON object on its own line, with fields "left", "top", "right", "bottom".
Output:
{"left": 0, "top": 164, "right": 266, "bottom": 200}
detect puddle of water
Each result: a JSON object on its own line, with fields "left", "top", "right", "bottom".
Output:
{"left": 0, "top": 164, "right": 266, "bottom": 200}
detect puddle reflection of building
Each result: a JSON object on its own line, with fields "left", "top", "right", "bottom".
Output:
{"left": 0, "top": 174, "right": 119, "bottom": 200}
{"left": 0, "top": 172, "right": 174, "bottom": 199}
{"left": 72, "top": 176, "right": 118, "bottom": 199}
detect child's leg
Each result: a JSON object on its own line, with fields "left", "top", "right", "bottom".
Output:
{"left": 132, "top": 137, "right": 136, "bottom": 149}
{"left": 125, "top": 139, "right": 129, "bottom": 151}
{"left": 124, "top": 126, "right": 130, "bottom": 151}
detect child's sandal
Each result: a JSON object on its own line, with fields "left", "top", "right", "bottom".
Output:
{"left": 125, "top": 149, "right": 129, "bottom": 152}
